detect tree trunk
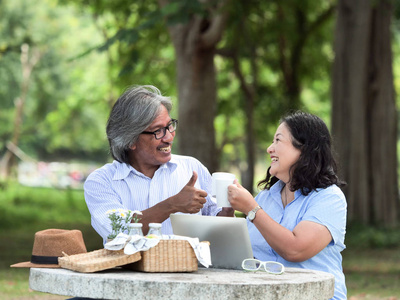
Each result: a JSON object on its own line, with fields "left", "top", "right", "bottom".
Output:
{"left": 175, "top": 42, "right": 218, "bottom": 172}
{"left": 158, "top": 0, "right": 228, "bottom": 173}
{"left": 0, "top": 44, "right": 41, "bottom": 180}
{"left": 232, "top": 53, "right": 256, "bottom": 194}
{"left": 332, "top": 0, "right": 398, "bottom": 226}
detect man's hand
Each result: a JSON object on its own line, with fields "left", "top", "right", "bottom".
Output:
{"left": 217, "top": 207, "right": 235, "bottom": 217}
{"left": 171, "top": 171, "right": 207, "bottom": 213}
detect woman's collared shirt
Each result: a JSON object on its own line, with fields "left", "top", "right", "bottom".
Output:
{"left": 248, "top": 180, "right": 347, "bottom": 300}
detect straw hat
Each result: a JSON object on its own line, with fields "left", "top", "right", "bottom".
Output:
{"left": 10, "top": 228, "right": 87, "bottom": 268}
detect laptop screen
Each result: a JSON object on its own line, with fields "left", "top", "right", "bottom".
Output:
{"left": 170, "top": 214, "right": 253, "bottom": 270}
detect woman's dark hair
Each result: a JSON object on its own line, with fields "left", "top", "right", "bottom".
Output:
{"left": 258, "top": 111, "right": 346, "bottom": 195}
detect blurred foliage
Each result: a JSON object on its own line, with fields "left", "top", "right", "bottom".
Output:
{"left": 0, "top": 0, "right": 399, "bottom": 183}
{"left": 0, "top": 180, "right": 89, "bottom": 230}
{"left": 0, "top": 0, "right": 111, "bottom": 162}
{"left": 215, "top": 0, "right": 335, "bottom": 174}
{"left": 0, "top": 0, "right": 335, "bottom": 166}
{"left": 346, "top": 221, "right": 400, "bottom": 249}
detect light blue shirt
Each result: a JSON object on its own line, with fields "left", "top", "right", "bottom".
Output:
{"left": 84, "top": 155, "right": 221, "bottom": 243}
{"left": 249, "top": 180, "right": 347, "bottom": 300}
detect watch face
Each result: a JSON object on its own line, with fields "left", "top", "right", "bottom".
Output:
{"left": 248, "top": 211, "right": 255, "bottom": 220}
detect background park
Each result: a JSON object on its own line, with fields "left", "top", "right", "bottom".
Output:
{"left": 1, "top": 0, "right": 400, "bottom": 299}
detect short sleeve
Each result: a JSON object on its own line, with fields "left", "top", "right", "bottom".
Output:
{"left": 302, "top": 186, "right": 347, "bottom": 248}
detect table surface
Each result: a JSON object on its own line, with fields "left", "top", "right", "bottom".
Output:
{"left": 30, "top": 266, "right": 335, "bottom": 300}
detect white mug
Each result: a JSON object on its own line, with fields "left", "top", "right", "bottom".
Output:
{"left": 211, "top": 172, "right": 236, "bottom": 207}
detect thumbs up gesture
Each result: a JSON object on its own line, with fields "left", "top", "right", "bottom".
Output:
{"left": 186, "top": 171, "right": 198, "bottom": 188}
{"left": 172, "top": 171, "right": 207, "bottom": 213}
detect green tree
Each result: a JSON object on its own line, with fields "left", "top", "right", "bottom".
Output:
{"left": 0, "top": 0, "right": 113, "bottom": 178}
{"left": 68, "top": 0, "right": 338, "bottom": 190}
{"left": 0, "top": 43, "right": 42, "bottom": 178}
{"left": 215, "top": 0, "right": 335, "bottom": 192}
{"left": 158, "top": 0, "right": 230, "bottom": 173}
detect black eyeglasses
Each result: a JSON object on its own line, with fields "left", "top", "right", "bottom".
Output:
{"left": 141, "top": 119, "right": 178, "bottom": 140}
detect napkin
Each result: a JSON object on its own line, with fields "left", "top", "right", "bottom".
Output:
{"left": 104, "top": 233, "right": 130, "bottom": 251}
{"left": 124, "top": 235, "right": 160, "bottom": 255}
{"left": 104, "top": 233, "right": 160, "bottom": 254}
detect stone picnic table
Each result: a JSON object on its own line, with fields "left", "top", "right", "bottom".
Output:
{"left": 29, "top": 266, "right": 335, "bottom": 299}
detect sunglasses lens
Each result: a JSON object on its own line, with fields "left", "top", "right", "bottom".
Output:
{"left": 242, "top": 259, "right": 285, "bottom": 274}
{"left": 242, "top": 259, "right": 261, "bottom": 271}
{"left": 264, "top": 262, "right": 284, "bottom": 274}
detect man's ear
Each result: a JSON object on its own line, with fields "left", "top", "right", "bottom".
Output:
{"left": 130, "top": 144, "right": 137, "bottom": 151}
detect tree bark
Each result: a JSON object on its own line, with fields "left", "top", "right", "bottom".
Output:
{"left": 158, "top": 0, "right": 228, "bottom": 173}
{"left": 231, "top": 53, "right": 255, "bottom": 194}
{"left": 332, "top": 0, "right": 398, "bottom": 226}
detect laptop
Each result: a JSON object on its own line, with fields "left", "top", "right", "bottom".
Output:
{"left": 170, "top": 213, "right": 253, "bottom": 270}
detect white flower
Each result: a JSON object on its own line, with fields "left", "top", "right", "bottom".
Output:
{"left": 106, "top": 209, "right": 142, "bottom": 240}
{"left": 106, "top": 208, "right": 117, "bottom": 216}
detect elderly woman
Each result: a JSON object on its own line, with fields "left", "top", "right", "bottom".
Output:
{"left": 228, "top": 111, "right": 347, "bottom": 299}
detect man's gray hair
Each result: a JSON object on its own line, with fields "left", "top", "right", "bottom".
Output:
{"left": 106, "top": 85, "right": 173, "bottom": 164}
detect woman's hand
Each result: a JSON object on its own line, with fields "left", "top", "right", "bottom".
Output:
{"left": 227, "top": 179, "right": 257, "bottom": 214}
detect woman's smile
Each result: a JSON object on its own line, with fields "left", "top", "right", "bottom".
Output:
{"left": 267, "top": 123, "right": 301, "bottom": 183}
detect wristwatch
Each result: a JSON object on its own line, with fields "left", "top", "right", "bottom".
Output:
{"left": 247, "top": 205, "right": 262, "bottom": 222}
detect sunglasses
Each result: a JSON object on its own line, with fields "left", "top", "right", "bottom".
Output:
{"left": 241, "top": 258, "right": 285, "bottom": 274}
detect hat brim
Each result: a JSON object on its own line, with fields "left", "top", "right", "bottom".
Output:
{"left": 10, "top": 261, "right": 60, "bottom": 268}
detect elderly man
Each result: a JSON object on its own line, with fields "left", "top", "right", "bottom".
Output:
{"left": 84, "top": 85, "right": 233, "bottom": 243}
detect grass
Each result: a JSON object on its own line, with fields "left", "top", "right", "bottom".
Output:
{"left": 1, "top": 224, "right": 101, "bottom": 300}
{"left": 0, "top": 181, "right": 400, "bottom": 299}
{"left": 343, "top": 248, "right": 400, "bottom": 299}
{"left": 0, "top": 181, "right": 103, "bottom": 299}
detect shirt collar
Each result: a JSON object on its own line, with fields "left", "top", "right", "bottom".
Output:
{"left": 271, "top": 180, "right": 285, "bottom": 194}
{"left": 270, "top": 180, "right": 302, "bottom": 203}
{"left": 113, "top": 161, "right": 135, "bottom": 180}
{"left": 166, "top": 155, "right": 178, "bottom": 172}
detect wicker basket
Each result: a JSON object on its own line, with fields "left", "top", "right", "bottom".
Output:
{"left": 124, "top": 239, "right": 198, "bottom": 272}
{"left": 58, "top": 248, "right": 141, "bottom": 273}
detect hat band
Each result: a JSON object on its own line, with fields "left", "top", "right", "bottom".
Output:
{"left": 31, "top": 255, "right": 59, "bottom": 265}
